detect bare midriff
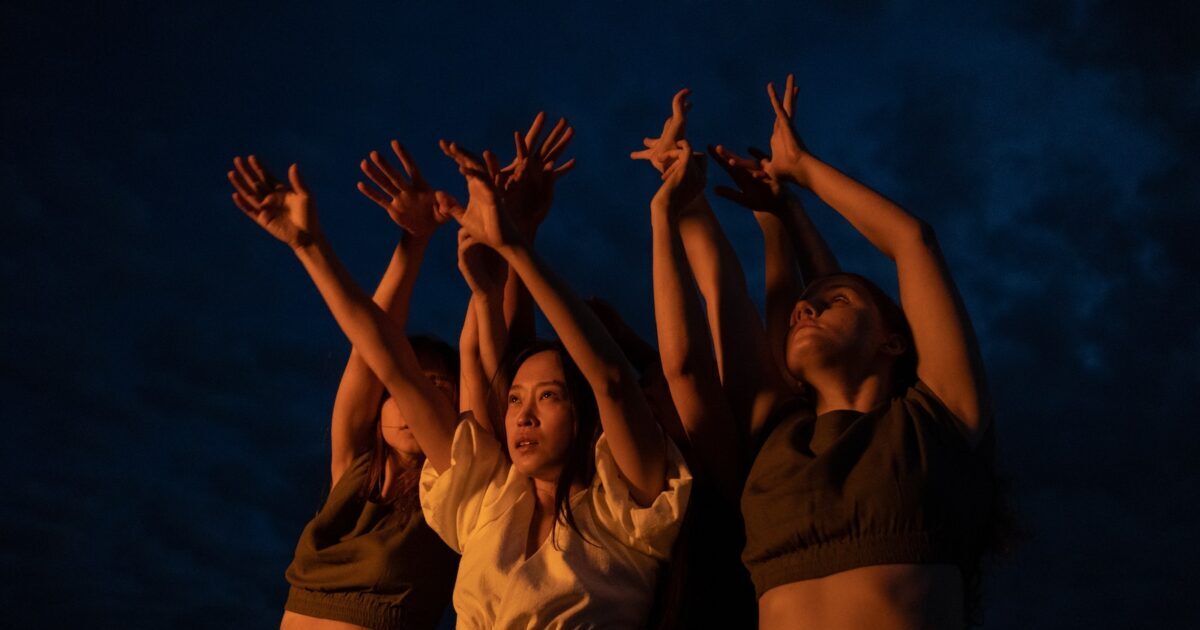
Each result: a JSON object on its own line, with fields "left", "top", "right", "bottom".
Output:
{"left": 279, "top": 611, "right": 373, "bottom": 630}
{"left": 758, "top": 564, "right": 964, "bottom": 630}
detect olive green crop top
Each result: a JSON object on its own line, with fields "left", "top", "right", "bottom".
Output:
{"left": 740, "top": 382, "right": 995, "bottom": 597}
{"left": 285, "top": 452, "right": 459, "bottom": 630}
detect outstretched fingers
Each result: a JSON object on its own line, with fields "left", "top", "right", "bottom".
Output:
{"left": 369, "top": 150, "right": 411, "bottom": 194}
{"left": 390, "top": 141, "right": 425, "bottom": 187}
{"left": 356, "top": 180, "right": 394, "bottom": 210}
{"left": 783, "top": 73, "right": 796, "bottom": 117}
{"left": 522, "top": 112, "right": 547, "bottom": 155}
{"left": 287, "top": 164, "right": 308, "bottom": 195}
{"left": 360, "top": 158, "right": 402, "bottom": 197}
{"left": 440, "top": 140, "right": 487, "bottom": 173}
{"left": 541, "top": 120, "right": 573, "bottom": 162}
{"left": 227, "top": 168, "right": 258, "bottom": 202}
{"left": 552, "top": 157, "right": 576, "bottom": 176}
{"left": 767, "top": 81, "right": 790, "bottom": 122}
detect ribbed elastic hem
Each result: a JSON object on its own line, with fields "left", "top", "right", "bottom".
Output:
{"left": 749, "top": 533, "right": 961, "bottom": 597}
{"left": 284, "top": 587, "right": 404, "bottom": 630}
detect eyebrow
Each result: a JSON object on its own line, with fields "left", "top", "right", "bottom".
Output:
{"left": 508, "top": 380, "right": 568, "bottom": 392}
{"left": 803, "top": 282, "right": 861, "bottom": 298}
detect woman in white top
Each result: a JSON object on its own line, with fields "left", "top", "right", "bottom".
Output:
{"left": 421, "top": 133, "right": 692, "bottom": 628}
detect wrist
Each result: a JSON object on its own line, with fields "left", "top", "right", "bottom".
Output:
{"left": 790, "top": 153, "right": 818, "bottom": 186}
{"left": 290, "top": 229, "right": 326, "bottom": 254}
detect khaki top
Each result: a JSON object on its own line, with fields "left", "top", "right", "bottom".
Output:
{"left": 420, "top": 417, "right": 693, "bottom": 629}
{"left": 741, "top": 382, "right": 995, "bottom": 597}
{"left": 285, "top": 452, "right": 459, "bottom": 630}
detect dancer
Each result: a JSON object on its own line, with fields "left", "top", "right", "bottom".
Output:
{"left": 633, "top": 90, "right": 771, "bottom": 628}
{"left": 419, "top": 129, "right": 691, "bottom": 628}
{"left": 227, "top": 146, "right": 460, "bottom": 630}
{"left": 729, "top": 75, "right": 997, "bottom": 629}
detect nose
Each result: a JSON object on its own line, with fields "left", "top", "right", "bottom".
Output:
{"left": 790, "top": 300, "right": 817, "bottom": 326}
{"left": 515, "top": 399, "right": 539, "bottom": 427}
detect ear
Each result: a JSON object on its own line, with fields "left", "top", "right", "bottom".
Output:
{"left": 881, "top": 332, "right": 907, "bottom": 357}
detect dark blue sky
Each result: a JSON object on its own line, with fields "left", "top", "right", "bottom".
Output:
{"left": 3, "top": 1, "right": 1197, "bottom": 627}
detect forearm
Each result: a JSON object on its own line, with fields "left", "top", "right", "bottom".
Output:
{"left": 294, "top": 237, "right": 455, "bottom": 470}
{"left": 778, "top": 193, "right": 840, "bottom": 283}
{"left": 330, "top": 236, "right": 427, "bottom": 473}
{"left": 458, "top": 299, "right": 494, "bottom": 432}
{"left": 754, "top": 209, "right": 803, "bottom": 388}
{"left": 503, "top": 267, "right": 536, "bottom": 348}
{"left": 678, "top": 195, "right": 788, "bottom": 437}
{"left": 376, "top": 234, "right": 431, "bottom": 328}
{"left": 332, "top": 236, "right": 430, "bottom": 427}
{"left": 793, "top": 155, "right": 924, "bottom": 259}
{"left": 475, "top": 287, "right": 507, "bottom": 384}
{"left": 652, "top": 207, "right": 742, "bottom": 498}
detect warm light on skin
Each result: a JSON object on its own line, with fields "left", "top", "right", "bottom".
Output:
{"left": 504, "top": 350, "right": 576, "bottom": 483}
{"left": 785, "top": 280, "right": 894, "bottom": 380}
{"left": 380, "top": 361, "right": 457, "bottom": 461}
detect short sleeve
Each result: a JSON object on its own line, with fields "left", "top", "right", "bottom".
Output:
{"left": 419, "top": 415, "right": 510, "bottom": 553}
{"left": 589, "top": 434, "right": 693, "bottom": 560}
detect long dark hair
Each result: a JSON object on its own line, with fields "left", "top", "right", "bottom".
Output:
{"left": 359, "top": 334, "right": 458, "bottom": 523}
{"left": 491, "top": 339, "right": 600, "bottom": 547}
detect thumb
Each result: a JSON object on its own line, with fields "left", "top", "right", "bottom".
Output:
{"left": 288, "top": 164, "right": 309, "bottom": 195}
{"left": 435, "top": 191, "right": 463, "bottom": 222}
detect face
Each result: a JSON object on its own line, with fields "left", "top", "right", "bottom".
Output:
{"left": 785, "top": 279, "right": 892, "bottom": 379}
{"left": 380, "top": 355, "right": 457, "bottom": 458}
{"left": 505, "top": 350, "right": 576, "bottom": 481}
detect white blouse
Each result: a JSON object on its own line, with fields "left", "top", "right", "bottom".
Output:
{"left": 420, "top": 417, "right": 692, "bottom": 629}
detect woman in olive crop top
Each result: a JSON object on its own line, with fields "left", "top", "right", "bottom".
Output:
{"left": 227, "top": 146, "right": 462, "bottom": 630}
{"left": 708, "top": 75, "right": 999, "bottom": 629}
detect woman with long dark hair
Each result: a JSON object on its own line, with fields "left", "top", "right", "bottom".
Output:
{"left": 414, "top": 131, "right": 692, "bottom": 628}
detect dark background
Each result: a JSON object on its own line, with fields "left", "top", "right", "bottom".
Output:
{"left": 3, "top": 1, "right": 1197, "bottom": 627}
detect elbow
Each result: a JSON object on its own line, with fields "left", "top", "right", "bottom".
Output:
{"left": 659, "top": 348, "right": 702, "bottom": 384}
{"left": 891, "top": 217, "right": 938, "bottom": 258}
{"left": 592, "top": 366, "right": 639, "bottom": 404}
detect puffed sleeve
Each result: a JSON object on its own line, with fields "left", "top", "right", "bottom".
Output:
{"left": 589, "top": 434, "right": 693, "bottom": 559}
{"left": 419, "top": 414, "right": 510, "bottom": 553}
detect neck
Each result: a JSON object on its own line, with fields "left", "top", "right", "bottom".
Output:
{"left": 804, "top": 366, "right": 894, "bottom": 415}
{"left": 531, "top": 477, "right": 559, "bottom": 513}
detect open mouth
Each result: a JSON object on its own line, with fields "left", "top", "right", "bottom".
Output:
{"left": 514, "top": 440, "right": 539, "bottom": 451}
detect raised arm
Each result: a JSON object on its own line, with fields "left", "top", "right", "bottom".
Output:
{"left": 764, "top": 74, "right": 990, "bottom": 442}
{"left": 328, "top": 232, "right": 428, "bottom": 485}
{"left": 492, "top": 113, "right": 576, "bottom": 348}
{"left": 457, "top": 228, "right": 509, "bottom": 434}
{"left": 324, "top": 143, "right": 443, "bottom": 483}
{"left": 438, "top": 139, "right": 667, "bottom": 507}
{"left": 633, "top": 90, "right": 790, "bottom": 440}
{"left": 710, "top": 140, "right": 840, "bottom": 388}
{"left": 228, "top": 154, "right": 459, "bottom": 472}
{"left": 649, "top": 141, "right": 743, "bottom": 502}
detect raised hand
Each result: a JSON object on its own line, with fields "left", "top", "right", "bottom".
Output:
{"left": 457, "top": 228, "right": 507, "bottom": 297}
{"left": 228, "top": 155, "right": 321, "bottom": 248}
{"left": 631, "top": 88, "right": 690, "bottom": 173}
{"left": 651, "top": 140, "right": 707, "bottom": 215}
{"left": 763, "top": 73, "right": 811, "bottom": 186}
{"left": 438, "top": 140, "right": 524, "bottom": 251}
{"left": 492, "top": 112, "right": 576, "bottom": 237}
{"left": 356, "top": 140, "right": 448, "bottom": 240}
{"left": 709, "top": 144, "right": 787, "bottom": 213}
